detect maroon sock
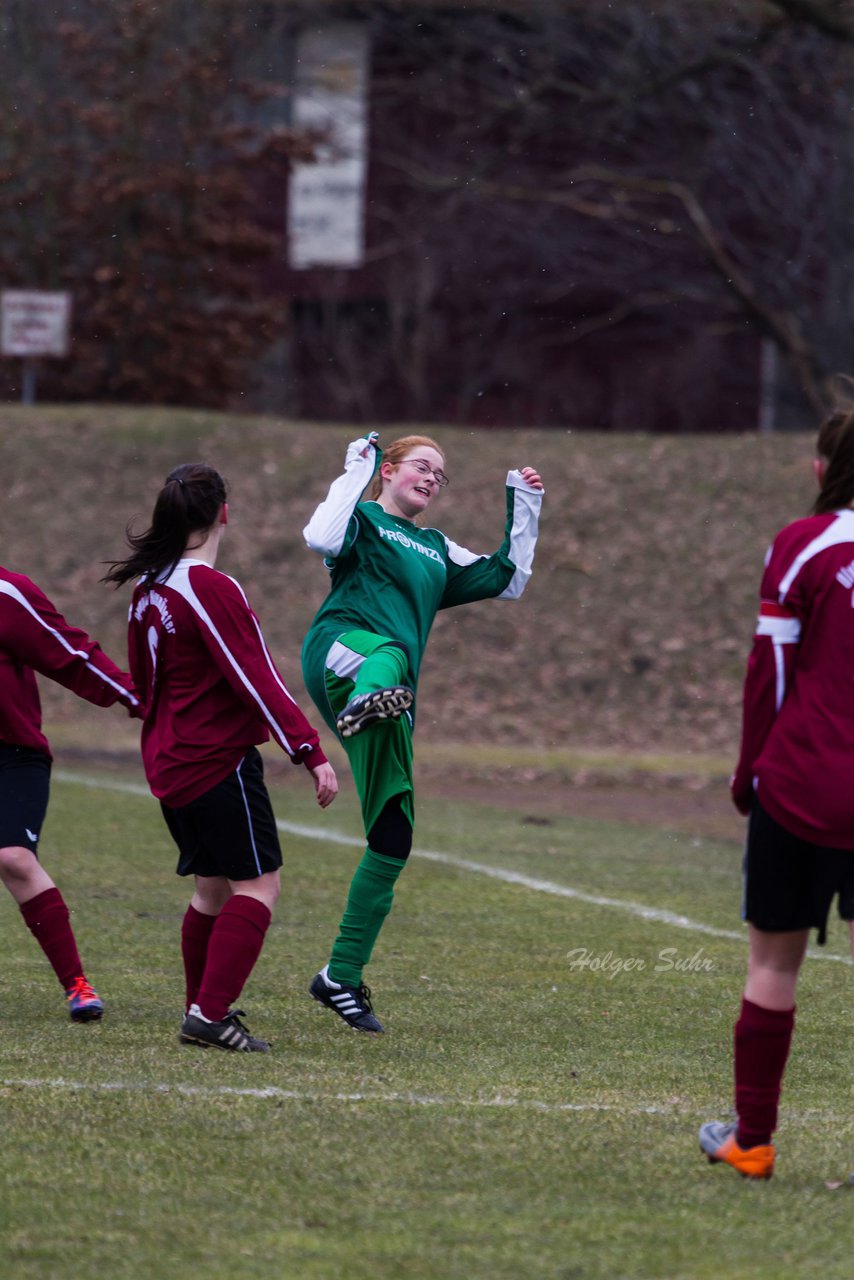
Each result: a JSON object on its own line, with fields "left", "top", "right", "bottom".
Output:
{"left": 734, "top": 997, "right": 795, "bottom": 1148}
{"left": 196, "top": 895, "right": 271, "bottom": 1023}
{"left": 181, "top": 904, "right": 217, "bottom": 1013}
{"left": 20, "top": 887, "right": 85, "bottom": 990}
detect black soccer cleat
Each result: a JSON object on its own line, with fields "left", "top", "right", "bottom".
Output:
{"left": 179, "top": 1005, "right": 271, "bottom": 1052}
{"left": 335, "top": 687, "right": 414, "bottom": 739}
{"left": 309, "top": 965, "right": 384, "bottom": 1033}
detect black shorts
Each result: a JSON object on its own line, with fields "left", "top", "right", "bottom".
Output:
{"left": 743, "top": 798, "right": 854, "bottom": 944}
{"left": 0, "top": 744, "right": 51, "bottom": 853}
{"left": 160, "top": 748, "right": 283, "bottom": 881}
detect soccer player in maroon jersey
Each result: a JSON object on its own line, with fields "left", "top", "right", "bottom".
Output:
{"left": 700, "top": 409, "right": 854, "bottom": 1179}
{"left": 0, "top": 567, "right": 141, "bottom": 1021}
{"left": 105, "top": 463, "right": 338, "bottom": 1052}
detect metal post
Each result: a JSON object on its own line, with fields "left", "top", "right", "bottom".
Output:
{"left": 758, "top": 338, "right": 776, "bottom": 434}
{"left": 21, "top": 358, "right": 37, "bottom": 404}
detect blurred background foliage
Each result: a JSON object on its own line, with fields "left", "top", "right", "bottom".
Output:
{"left": 1, "top": 1, "right": 853, "bottom": 428}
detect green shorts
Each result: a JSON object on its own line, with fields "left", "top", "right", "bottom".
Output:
{"left": 305, "top": 628, "right": 414, "bottom": 836}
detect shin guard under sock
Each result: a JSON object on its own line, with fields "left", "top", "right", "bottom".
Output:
{"left": 196, "top": 895, "right": 271, "bottom": 1023}
{"left": 181, "top": 904, "right": 217, "bottom": 1013}
{"left": 734, "top": 997, "right": 795, "bottom": 1148}
{"left": 20, "top": 887, "right": 84, "bottom": 989}
{"left": 328, "top": 848, "right": 406, "bottom": 987}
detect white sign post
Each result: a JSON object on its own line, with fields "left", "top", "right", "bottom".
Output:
{"left": 1, "top": 290, "right": 72, "bottom": 403}
{"left": 287, "top": 24, "right": 371, "bottom": 270}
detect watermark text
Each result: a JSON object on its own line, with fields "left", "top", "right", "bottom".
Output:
{"left": 565, "top": 946, "right": 716, "bottom": 980}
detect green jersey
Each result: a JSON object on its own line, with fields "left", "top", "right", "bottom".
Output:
{"left": 301, "top": 436, "right": 543, "bottom": 717}
{"left": 299, "top": 438, "right": 543, "bottom": 986}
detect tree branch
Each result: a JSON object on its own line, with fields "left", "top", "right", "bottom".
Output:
{"left": 767, "top": 0, "right": 854, "bottom": 41}
{"left": 577, "top": 166, "right": 828, "bottom": 413}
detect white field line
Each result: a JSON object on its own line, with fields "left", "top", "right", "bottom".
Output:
{"left": 0, "top": 1075, "right": 684, "bottom": 1115}
{"left": 55, "top": 768, "right": 852, "bottom": 967}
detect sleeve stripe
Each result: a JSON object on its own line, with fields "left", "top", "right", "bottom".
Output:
{"left": 443, "top": 537, "right": 482, "bottom": 568}
{"left": 303, "top": 446, "right": 377, "bottom": 557}
{"left": 773, "top": 641, "right": 788, "bottom": 711}
{"left": 0, "top": 579, "right": 139, "bottom": 706}
{"left": 755, "top": 615, "right": 801, "bottom": 642}
{"left": 497, "top": 481, "right": 542, "bottom": 601}
{"left": 171, "top": 570, "right": 299, "bottom": 757}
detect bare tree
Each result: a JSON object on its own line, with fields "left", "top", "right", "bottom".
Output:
{"left": 0, "top": 0, "right": 309, "bottom": 405}
{"left": 3, "top": 0, "right": 852, "bottom": 425}
{"left": 286, "top": 0, "right": 853, "bottom": 426}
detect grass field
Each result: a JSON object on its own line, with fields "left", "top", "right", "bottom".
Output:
{"left": 1, "top": 406, "right": 847, "bottom": 1277}
{"left": 3, "top": 760, "right": 854, "bottom": 1280}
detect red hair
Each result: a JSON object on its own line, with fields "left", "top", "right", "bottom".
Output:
{"left": 368, "top": 435, "right": 445, "bottom": 501}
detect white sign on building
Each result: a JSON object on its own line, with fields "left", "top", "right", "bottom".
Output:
{"left": 1, "top": 290, "right": 72, "bottom": 358}
{"left": 287, "top": 23, "right": 371, "bottom": 270}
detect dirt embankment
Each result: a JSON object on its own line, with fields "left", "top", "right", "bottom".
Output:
{"left": 1, "top": 404, "right": 812, "bottom": 840}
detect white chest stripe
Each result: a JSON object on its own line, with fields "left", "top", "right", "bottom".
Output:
{"left": 778, "top": 511, "right": 854, "bottom": 601}
{"left": 165, "top": 567, "right": 301, "bottom": 757}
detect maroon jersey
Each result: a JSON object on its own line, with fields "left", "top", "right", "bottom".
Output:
{"left": 128, "top": 558, "right": 327, "bottom": 807}
{"left": 732, "top": 509, "right": 854, "bottom": 846}
{"left": 0, "top": 565, "right": 141, "bottom": 756}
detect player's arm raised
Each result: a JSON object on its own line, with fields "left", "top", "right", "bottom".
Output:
{"left": 439, "top": 465, "right": 544, "bottom": 608}
{"left": 303, "top": 433, "right": 380, "bottom": 558}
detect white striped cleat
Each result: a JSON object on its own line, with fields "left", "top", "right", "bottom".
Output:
{"left": 309, "top": 965, "right": 384, "bottom": 1033}
{"left": 179, "top": 1005, "right": 270, "bottom": 1052}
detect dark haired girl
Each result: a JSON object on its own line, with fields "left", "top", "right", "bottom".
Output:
{"left": 701, "top": 409, "right": 854, "bottom": 1178}
{"left": 106, "top": 463, "right": 337, "bottom": 1052}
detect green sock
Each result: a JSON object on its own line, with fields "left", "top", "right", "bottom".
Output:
{"left": 328, "top": 848, "right": 407, "bottom": 986}
{"left": 353, "top": 644, "right": 408, "bottom": 697}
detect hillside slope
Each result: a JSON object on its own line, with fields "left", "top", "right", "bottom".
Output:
{"left": 0, "top": 406, "right": 815, "bottom": 778}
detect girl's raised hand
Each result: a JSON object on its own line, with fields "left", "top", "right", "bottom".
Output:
{"left": 519, "top": 466, "right": 543, "bottom": 491}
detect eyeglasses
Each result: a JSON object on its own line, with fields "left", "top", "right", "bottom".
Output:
{"left": 401, "top": 458, "right": 449, "bottom": 487}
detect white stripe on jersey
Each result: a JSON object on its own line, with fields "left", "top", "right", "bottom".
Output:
{"left": 325, "top": 639, "right": 368, "bottom": 679}
{"left": 755, "top": 615, "right": 801, "bottom": 642}
{"left": 235, "top": 754, "right": 262, "bottom": 876}
{"left": 303, "top": 443, "right": 377, "bottom": 558}
{"left": 777, "top": 509, "right": 854, "bottom": 601}
{"left": 243, "top": 598, "right": 301, "bottom": 709}
{"left": 772, "top": 642, "right": 788, "bottom": 711}
{"left": 0, "top": 579, "right": 139, "bottom": 706}
{"left": 443, "top": 538, "right": 482, "bottom": 569}
{"left": 498, "top": 474, "right": 542, "bottom": 600}
{"left": 163, "top": 562, "right": 305, "bottom": 759}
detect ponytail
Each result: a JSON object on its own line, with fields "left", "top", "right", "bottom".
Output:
{"left": 103, "top": 463, "right": 228, "bottom": 587}
{"left": 813, "top": 411, "right": 854, "bottom": 515}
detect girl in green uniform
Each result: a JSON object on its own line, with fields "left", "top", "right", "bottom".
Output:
{"left": 302, "top": 433, "right": 544, "bottom": 1032}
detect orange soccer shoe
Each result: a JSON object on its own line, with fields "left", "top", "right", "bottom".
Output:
{"left": 65, "top": 975, "right": 104, "bottom": 1023}
{"left": 699, "top": 1120, "right": 775, "bottom": 1180}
